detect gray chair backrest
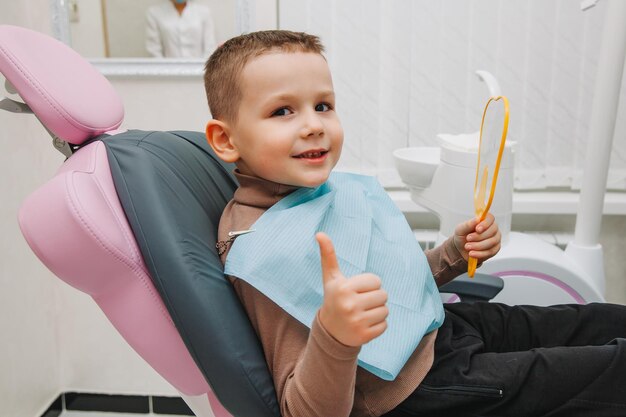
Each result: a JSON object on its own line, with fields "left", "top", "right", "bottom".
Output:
{"left": 104, "top": 129, "right": 280, "bottom": 417}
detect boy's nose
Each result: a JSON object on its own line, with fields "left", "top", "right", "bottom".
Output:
{"left": 300, "top": 111, "right": 324, "bottom": 138}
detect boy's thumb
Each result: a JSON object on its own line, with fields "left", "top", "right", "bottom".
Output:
{"left": 316, "top": 232, "right": 342, "bottom": 284}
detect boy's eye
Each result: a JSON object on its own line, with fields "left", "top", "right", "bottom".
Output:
{"left": 271, "top": 107, "right": 292, "bottom": 117}
{"left": 315, "top": 103, "right": 332, "bottom": 112}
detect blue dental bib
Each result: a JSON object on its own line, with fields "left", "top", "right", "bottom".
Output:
{"left": 224, "top": 172, "right": 444, "bottom": 381}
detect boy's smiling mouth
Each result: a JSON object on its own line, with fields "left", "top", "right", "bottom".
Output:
{"left": 293, "top": 149, "right": 329, "bottom": 159}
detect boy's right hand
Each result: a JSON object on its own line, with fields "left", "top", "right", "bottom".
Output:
{"left": 316, "top": 232, "right": 389, "bottom": 347}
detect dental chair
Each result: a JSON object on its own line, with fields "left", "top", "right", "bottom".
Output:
{"left": 0, "top": 25, "right": 502, "bottom": 417}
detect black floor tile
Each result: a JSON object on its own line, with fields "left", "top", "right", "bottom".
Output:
{"left": 152, "top": 396, "right": 194, "bottom": 415}
{"left": 64, "top": 392, "right": 150, "bottom": 413}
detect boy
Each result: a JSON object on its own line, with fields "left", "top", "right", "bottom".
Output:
{"left": 204, "top": 30, "right": 626, "bottom": 417}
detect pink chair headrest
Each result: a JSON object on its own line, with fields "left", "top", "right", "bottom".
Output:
{"left": 0, "top": 25, "right": 123, "bottom": 144}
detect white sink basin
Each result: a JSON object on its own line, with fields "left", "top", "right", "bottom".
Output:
{"left": 393, "top": 147, "right": 440, "bottom": 188}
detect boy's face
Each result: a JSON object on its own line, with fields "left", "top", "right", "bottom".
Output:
{"left": 227, "top": 51, "right": 343, "bottom": 187}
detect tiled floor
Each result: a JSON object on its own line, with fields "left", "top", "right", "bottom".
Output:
{"left": 42, "top": 393, "right": 195, "bottom": 417}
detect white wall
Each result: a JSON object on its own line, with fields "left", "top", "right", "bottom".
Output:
{"left": 0, "top": 115, "right": 63, "bottom": 416}
{"left": 1, "top": 2, "right": 62, "bottom": 416}
{"left": 279, "top": 0, "right": 626, "bottom": 191}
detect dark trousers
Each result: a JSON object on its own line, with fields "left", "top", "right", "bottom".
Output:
{"left": 383, "top": 302, "right": 626, "bottom": 417}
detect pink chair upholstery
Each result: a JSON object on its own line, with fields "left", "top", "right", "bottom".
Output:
{"left": 0, "top": 24, "right": 231, "bottom": 417}
{"left": 0, "top": 26, "right": 122, "bottom": 143}
{"left": 19, "top": 140, "right": 209, "bottom": 396}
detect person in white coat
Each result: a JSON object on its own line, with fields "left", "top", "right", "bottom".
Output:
{"left": 146, "top": 0, "right": 217, "bottom": 58}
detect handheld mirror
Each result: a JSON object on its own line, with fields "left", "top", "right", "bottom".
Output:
{"left": 468, "top": 96, "right": 509, "bottom": 277}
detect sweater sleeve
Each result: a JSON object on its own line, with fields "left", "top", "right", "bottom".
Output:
{"left": 231, "top": 278, "right": 362, "bottom": 417}
{"left": 424, "top": 236, "right": 468, "bottom": 287}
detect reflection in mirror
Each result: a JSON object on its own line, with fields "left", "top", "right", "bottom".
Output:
{"left": 51, "top": 0, "right": 260, "bottom": 76}
{"left": 69, "top": 0, "right": 235, "bottom": 59}
{"left": 144, "top": 0, "right": 219, "bottom": 58}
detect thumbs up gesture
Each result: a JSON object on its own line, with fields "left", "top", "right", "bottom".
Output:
{"left": 316, "top": 232, "right": 389, "bottom": 347}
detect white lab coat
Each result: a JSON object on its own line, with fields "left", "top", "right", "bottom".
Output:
{"left": 146, "top": 1, "right": 217, "bottom": 58}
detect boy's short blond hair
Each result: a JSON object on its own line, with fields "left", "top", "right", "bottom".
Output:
{"left": 204, "top": 30, "right": 325, "bottom": 124}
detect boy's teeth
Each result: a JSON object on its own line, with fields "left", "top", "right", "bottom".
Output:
{"left": 299, "top": 151, "right": 324, "bottom": 158}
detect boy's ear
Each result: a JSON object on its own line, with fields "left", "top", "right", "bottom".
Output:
{"left": 205, "top": 119, "right": 239, "bottom": 163}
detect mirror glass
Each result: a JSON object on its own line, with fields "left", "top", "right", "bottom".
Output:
{"left": 51, "top": 0, "right": 255, "bottom": 76}
{"left": 473, "top": 96, "right": 509, "bottom": 218}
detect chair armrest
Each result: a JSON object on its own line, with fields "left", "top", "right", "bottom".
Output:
{"left": 439, "top": 272, "right": 504, "bottom": 303}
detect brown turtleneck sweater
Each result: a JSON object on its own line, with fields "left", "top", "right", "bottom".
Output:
{"left": 218, "top": 171, "right": 467, "bottom": 417}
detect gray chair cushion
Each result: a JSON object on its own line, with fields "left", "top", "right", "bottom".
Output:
{"left": 103, "top": 130, "right": 280, "bottom": 417}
